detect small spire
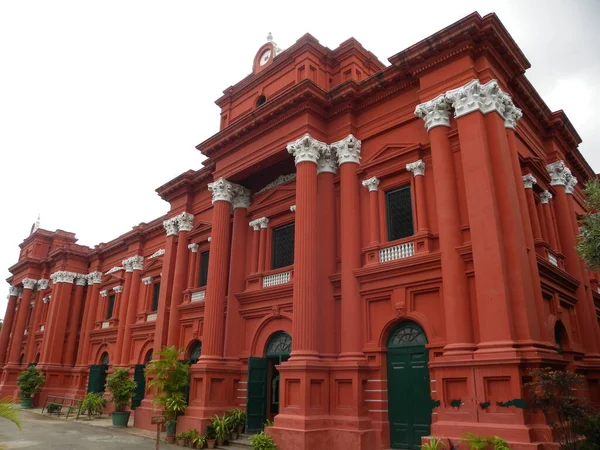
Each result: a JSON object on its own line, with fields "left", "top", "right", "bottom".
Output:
{"left": 35, "top": 213, "right": 40, "bottom": 231}
{"left": 267, "top": 32, "right": 273, "bottom": 42}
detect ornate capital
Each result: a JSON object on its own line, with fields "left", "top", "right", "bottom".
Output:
{"left": 163, "top": 218, "right": 178, "bottom": 236}
{"left": 249, "top": 219, "right": 261, "bottom": 231}
{"left": 208, "top": 178, "right": 236, "bottom": 204}
{"left": 331, "top": 134, "right": 361, "bottom": 166}
{"left": 503, "top": 98, "right": 523, "bottom": 130}
{"left": 113, "top": 286, "right": 124, "bottom": 294}
{"left": 286, "top": 133, "right": 327, "bottom": 166}
{"left": 188, "top": 243, "right": 199, "bottom": 253}
{"left": 317, "top": 146, "right": 338, "bottom": 174}
{"left": 565, "top": 174, "right": 578, "bottom": 195}
{"left": 406, "top": 160, "right": 425, "bottom": 177}
{"left": 175, "top": 212, "right": 194, "bottom": 232}
{"left": 208, "top": 236, "right": 212, "bottom": 243}
{"left": 88, "top": 271, "right": 103, "bottom": 284}
{"left": 100, "top": 290, "right": 109, "bottom": 297}
{"left": 250, "top": 217, "right": 269, "bottom": 230}
{"left": 362, "top": 176, "right": 380, "bottom": 192}
{"left": 8, "top": 286, "right": 21, "bottom": 297}
{"left": 50, "top": 271, "right": 77, "bottom": 284}
{"left": 142, "top": 276, "right": 154, "bottom": 285}
{"left": 546, "top": 161, "right": 572, "bottom": 187}
{"left": 290, "top": 205, "right": 296, "bottom": 212}
{"left": 414, "top": 94, "right": 451, "bottom": 131}
{"left": 232, "top": 185, "right": 251, "bottom": 209}
{"left": 42, "top": 296, "right": 50, "bottom": 304}
{"left": 539, "top": 191, "right": 553, "bottom": 204}
{"left": 123, "top": 255, "right": 144, "bottom": 272}
{"left": 522, "top": 174, "right": 537, "bottom": 189}
{"left": 22, "top": 278, "right": 37, "bottom": 290}
{"left": 36, "top": 279, "right": 49, "bottom": 290}
{"left": 75, "top": 274, "right": 88, "bottom": 286}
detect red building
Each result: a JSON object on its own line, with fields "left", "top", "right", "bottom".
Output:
{"left": 1, "top": 12, "right": 599, "bottom": 450}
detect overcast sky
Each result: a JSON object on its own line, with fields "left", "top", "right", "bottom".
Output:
{"left": 1, "top": 0, "right": 599, "bottom": 317}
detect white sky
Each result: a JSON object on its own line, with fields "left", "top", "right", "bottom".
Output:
{"left": 1, "top": 0, "right": 599, "bottom": 317}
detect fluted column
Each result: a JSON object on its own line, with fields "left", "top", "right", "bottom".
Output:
{"left": 41, "top": 271, "right": 76, "bottom": 364}
{"left": 120, "top": 256, "right": 144, "bottom": 364}
{"left": 153, "top": 219, "right": 179, "bottom": 355}
{"left": 415, "top": 95, "right": 474, "bottom": 353}
{"left": 167, "top": 212, "right": 194, "bottom": 348}
{"left": 406, "top": 159, "right": 429, "bottom": 232}
{"left": 0, "top": 287, "right": 21, "bottom": 364}
{"left": 187, "top": 244, "right": 199, "bottom": 289}
{"left": 547, "top": 161, "right": 600, "bottom": 355}
{"left": 287, "top": 134, "right": 324, "bottom": 359}
{"left": 7, "top": 279, "right": 36, "bottom": 364}
{"left": 63, "top": 275, "right": 87, "bottom": 366}
{"left": 539, "top": 192, "right": 559, "bottom": 252}
{"left": 362, "top": 177, "right": 380, "bottom": 246}
{"left": 77, "top": 272, "right": 102, "bottom": 365}
{"left": 317, "top": 146, "right": 337, "bottom": 357}
{"left": 332, "top": 134, "right": 364, "bottom": 359}
{"left": 249, "top": 220, "right": 261, "bottom": 273}
{"left": 201, "top": 178, "right": 237, "bottom": 360}
{"left": 522, "top": 175, "right": 543, "bottom": 241}
{"left": 25, "top": 279, "right": 48, "bottom": 363}
{"left": 224, "top": 187, "right": 251, "bottom": 358}
{"left": 256, "top": 218, "right": 269, "bottom": 272}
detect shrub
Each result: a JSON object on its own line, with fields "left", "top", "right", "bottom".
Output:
{"left": 249, "top": 431, "right": 276, "bottom": 450}
{"left": 578, "top": 412, "right": 600, "bottom": 450}
{"left": 105, "top": 367, "right": 137, "bottom": 412}
{"left": 462, "top": 433, "right": 510, "bottom": 450}
{"left": 421, "top": 437, "right": 445, "bottom": 450}
{"left": 16, "top": 366, "right": 45, "bottom": 398}
{"left": 205, "top": 424, "right": 216, "bottom": 440}
{"left": 81, "top": 392, "right": 105, "bottom": 418}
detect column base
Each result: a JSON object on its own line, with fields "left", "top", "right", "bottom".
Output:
{"left": 0, "top": 363, "right": 23, "bottom": 400}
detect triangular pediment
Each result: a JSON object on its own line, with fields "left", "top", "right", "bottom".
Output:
{"left": 143, "top": 257, "right": 162, "bottom": 273}
{"left": 100, "top": 271, "right": 124, "bottom": 287}
{"left": 189, "top": 220, "right": 212, "bottom": 239}
{"left": 250, "top": 182, "right": 296, "bottom": 212}
{"left": 360, "top": 143, "right": 422, "bottom": 171}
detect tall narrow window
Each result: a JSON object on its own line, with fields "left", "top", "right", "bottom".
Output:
{"left": 386, "top": 186, "right": 414, "bottom": 241}
{"left": 199, "top": 251, "right": 209, "bottom": 287}
{"left": 272, "top": 223, "right": 295, "bottom": 269}
{"left": 106, "top": 294, "right": 115, "bottom": 320}
{"left": 152, "top": 283, "right": 161, "bottom": 312}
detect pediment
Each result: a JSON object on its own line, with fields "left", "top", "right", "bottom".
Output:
{"left": 360, "top": 143, "right": 422, "bottom": 172}
{"left": 189, "top": 220, "right": 212, "bottom": 239}
{"left": 250, "top": 182, "right": 296, "bottom": 213}
{"left": 143, "top": 256, "right": 163, "bottom": 272}
{"left": 100, "top": 271, "right": 124, "bottom": 286}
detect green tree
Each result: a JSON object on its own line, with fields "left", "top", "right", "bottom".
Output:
{"left": 105, "top": 368, "right": 137, "bottom": 412}
{"left": 577, "top": 178, "right": 600, "bottom": 270}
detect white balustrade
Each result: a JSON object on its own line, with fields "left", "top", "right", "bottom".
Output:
{"left": 191, "top": 290, "right": 206, "bottom": 302}
{"left": 263, "top": 271, "right": 291, "bottom": 288}
{"left": 379, "top": 242, "right": 415, "bottom": 263}
{"left": 146, "top": 313, "right": 158, "bottom": 322}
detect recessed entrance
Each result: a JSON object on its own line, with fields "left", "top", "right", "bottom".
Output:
{"left": 386, "top": 322, "right": 431, "bottom": 449}
{"left": 87, "top": 352, "right": 109, "bottom": 394}
{"left": 246, "top": 331, "right": 291, "bottom": 433}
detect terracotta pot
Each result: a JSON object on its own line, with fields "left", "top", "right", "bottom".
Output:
{"left": 206, "top": 439, "right": 216, "bottom": 449}
{"left": 177, "top": 438, "right": 186, "bottom": 446}
{"left": 217, "top": 439, "right": 224, "bottom": 447}
{"left": 236, "top": 424, "right": 243, "bottom": 435}
{"left": 167, "top": 435, "right": 176, "bottom": 444}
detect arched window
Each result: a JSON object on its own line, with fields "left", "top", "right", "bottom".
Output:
{"left": 145, "top": 350, "right": 153, "bottom": 364}
{"left": 554, "top": 322, "right": 568, "bottom": 355}
{"left": 189, "top": 341, "right": 202, "bottom": 364}
{"left": 256, "top": 95, "right": 267, "bottom": 108}
{"left": 19, "top": 354, "right": 25, "bottom": 365}
{"left": 100, "top": 352, "right": 110, "bottom": 366}
{"left": 35, "top": 353, "right": 40, "bottom": 364}
{"left": 388, "top": 322, "right": 428, "bottom": 348}
{"left": 266, "top": 332, "right": 292, "bottom": 357}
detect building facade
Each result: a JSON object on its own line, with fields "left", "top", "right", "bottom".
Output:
{"left": 1, "top": 12, "right": 600, "bottom": 450}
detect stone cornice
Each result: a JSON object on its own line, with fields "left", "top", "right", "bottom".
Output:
{"left": 331, "top": 134, "right": 361, "bottom": 166}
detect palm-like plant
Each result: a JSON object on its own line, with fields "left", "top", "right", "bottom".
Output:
{"left": 0, "top": 397, "right": 22, "bottom": 430}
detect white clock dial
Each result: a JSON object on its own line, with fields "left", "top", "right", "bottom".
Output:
{"left": 259, "top": 49, "right": 272, "bottom": 66}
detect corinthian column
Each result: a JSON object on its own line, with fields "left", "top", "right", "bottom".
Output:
{"left": 0, "top": 287, "right": 21, "bottom": 364}
{"left": 120, "top": 255, "right": 144, "bottom": 364}
{"left": 7, "top": 279, "right": 36, "bottom": 364}
{"left": 76, "top": 271, "right": 102, "bottom": 365}
{"left": 415, "top": 94, "right": 474, "bottom": 354}
{"left": 332, "top": 134, "right": 364, "bottom": 360}
{"left": 362, "top": 177, "right": 380, "bottom": 246}
{"left": 406, "top": 159, "right": 429, "bottom": 232}
{"left": 286, "top": 134, "right": 325, "bottom": 360}
{"left": 64, "top": 274, "right": 87, "bottom": 365}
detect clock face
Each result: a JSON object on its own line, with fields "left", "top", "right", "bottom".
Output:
{"left": 259, "top": 49, "right": 271, "bottom": 66}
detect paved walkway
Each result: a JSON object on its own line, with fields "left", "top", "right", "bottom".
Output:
{"left": 0, "top": 407, "right": 177, "bottom": 449}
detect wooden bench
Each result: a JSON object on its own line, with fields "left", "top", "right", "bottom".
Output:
{"left": 41, "top": 396, "right": 83, "bottom": 420}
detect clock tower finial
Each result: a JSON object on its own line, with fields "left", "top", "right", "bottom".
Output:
{"left": 267, "top": 32, "right": 273, "bottom": 42}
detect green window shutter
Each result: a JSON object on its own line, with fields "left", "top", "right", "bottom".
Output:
{"left": 131, "top": 364, "right": 146, "bottom": 409}
{"left": 106, "top": 295, "right": 115, "bottom": 319}
{"left": 386, "top": 185, "right": 414, "bottom": 241}
{"left": 246, "top": 357, "right": 268, "bottom": 433}
{"left": 271, "top": 223, "right": 295, "bottom": 270}
{"left": 152, "top": 283, "right": 161, "bottom": 311}
{"left": 199, "top": 251, "right": 209, "bottom": 287}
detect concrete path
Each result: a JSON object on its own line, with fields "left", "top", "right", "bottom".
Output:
{"left": 0, "top": 408, "right": 177, "bottom": 449}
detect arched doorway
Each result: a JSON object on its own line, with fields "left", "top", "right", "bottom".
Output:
{"left": 246, "top": 331, "right": 292, "bottom": 433}
{"left": 386, "top": 322, "right": 431, "bottom": 449}
{"left": 132, "top": 350, "right": 153, "bottom": 409}
{"left": 554, "top": 321, "right": 569, "bottom": 355}
{"left": 188, "top": 340, "right": 202, "bottom": 364}
{"left": 88, "top": 352, "right": 109, "bottom": 394}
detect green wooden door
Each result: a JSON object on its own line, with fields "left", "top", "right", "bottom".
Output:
{"left": 87, "top": 364, "right": 108, "bottom": 393}
{"left": 387, "top": 323, "right": 431, "bottom": 449}
{"left": 246, "top": 357, "right": 268, "bottom": 433}
{"left": 131, "top": 364, "right": 146, "bottom": 409}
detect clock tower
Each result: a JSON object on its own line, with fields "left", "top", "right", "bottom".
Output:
{"left": 252, "top": 32, "right": 281, "bottom": 74}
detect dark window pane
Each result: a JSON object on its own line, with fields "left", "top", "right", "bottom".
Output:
{"left": 199, "top": 251, "right": 209, "bottom": 287}
{"left": 107, "top": 295, "right": 115, "bottom": 319}
{"left": 152, "top": 283, "right": 161, "bottom": 311}
{"left": 272, "top": 223, "right": 295, "bottom": 270}
{"left": 386, "top": 186, "right": 414, "bottom": 241}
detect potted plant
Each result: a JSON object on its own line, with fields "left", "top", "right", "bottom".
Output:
{"left": 105, "top": 367, "right": 137, "bottom": 427}
{"left": 176, "top": 431, "right": 187, "bottom": 446}
{"left": 205, "top": 424, "right": 216, "bottom": 449}
{"left": 80, "top": 392, "right": 106, "bottom": 419}
{"left": 211, "top": 414, "right": 229, "bottom": 447}
{"left": 16, "top": 366, "right": 45, "bottom": 408}
{"left": 187, "top": 428, "right": 200, "bottom": 448}
{"left": 192, "top": 434, "right": 206, "bottom": 449}
{"left": 249, "top": 431, "right": 277, "bottom": 450}
{"left": 227, "top": 408, "right": 246, "bottom": 438}
{"left": 145, "top": 346, "right": 190, "bottom": 442}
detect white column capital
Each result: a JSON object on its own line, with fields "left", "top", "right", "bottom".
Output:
{"left": 362, "top": 177, "right": 380, "bottom": 192}
{"left": 42, "top": 296, "right": 51, "bottom": 304}
{"left": 207, "top": 236, "right": 212, "bottom": 243}
{"left": 163, "top": 218, "right": 178, "bottom": 236}
{"left": 287, "top": 133, "right": 328, "bottom": 166}
{"left": 88, "top": 271, "right": 103, "bottom": 284}
{"left": 231, "top": 185, "right": 251, "bottom": 209}
{"left": 406, "top": 160, "right": 425, "bottom": 177}
{"left": 522, "top": 173, "right": 537, "bottom": 189}
{"left": 565, "top": 175, "right": 578, "bottom": 195}
{"left": 539, "top": 191, "right": 553, "bottom": 204}
{"left": 317, "top": 146, "right": 338, "bottom": 174}
{"left": 175, "top": 212, "right": 194, "bottom": 232}
{"left": 290, "top": 205, "right": 296, "bottom": 212}
{"left": 208, "top": 178, "right": 236, "bottom": 204}
{"left": 113, "top": 286, "right": 124, "bottom": 294}
{"left": 8, "top": 286, "right": 21, "bottom": 297}
{"left": 331, "top": 134, "right": 361, "bottom": 166}
{"left": 123, "top": 255, "right": 144, "bottom": 272}
{"left": 188, "top": 243, "right": 199, "bottom": 252}
{"left": 75, "top": 274, "right": 88, "bottom": 286}
{"left": 22, "top": 278, "right": 37, "bottom": 290}
{"left": 50, "top": 271, "right": 78, "bottom": 284}
{"left": 100, "top": 290, "right": 109, "bottom": 297}
{"left": 250, "top": 217, "right": 269, "bottom": 230}
{"left": 546, "top": 160, "right": 573, "bottom": 187}
{"left": 142, "top": 276, "right": 154, "bottom": 285}
{"left": 36, "top": 279, "right": 49, "bottom": 290}
{"left": 414, "top": 93, "right": 451, "bottom": 131}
